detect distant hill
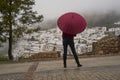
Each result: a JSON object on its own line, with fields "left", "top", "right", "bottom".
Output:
{"left": 84, "top": 11, "right": 120, "bottom": 28}
{"left": 40, "top": 19, "right": 57, "bottom": 30}
{"left": 40, "top": 11, "right": 120, "bottom": 29}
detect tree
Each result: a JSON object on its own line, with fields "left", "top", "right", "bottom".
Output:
{"left": 0, "top": 0, "right": 43, "bottom": 60}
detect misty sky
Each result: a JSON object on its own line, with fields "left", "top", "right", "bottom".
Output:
{"left": 34, "top": 0, "right": 120, "bottom": 20}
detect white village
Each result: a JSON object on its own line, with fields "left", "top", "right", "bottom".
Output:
{"left": 12, "top": 25, "right": 120, "bottom": 60}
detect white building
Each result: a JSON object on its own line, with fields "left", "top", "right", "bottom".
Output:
{"left": 13, "top": 27, "right": 110, "bottom": 59}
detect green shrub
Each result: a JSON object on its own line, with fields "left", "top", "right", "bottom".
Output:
{"left": 0, "top": 56, "right": 9, "bottom": 61}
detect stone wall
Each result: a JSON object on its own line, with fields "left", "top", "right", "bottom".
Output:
{"left": 92, "top": 36, "right": 120, "bottom": 55}
{"left": 28, "top": 51, "right": 61, "bottom": 60}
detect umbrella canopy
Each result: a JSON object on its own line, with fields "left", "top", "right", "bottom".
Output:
{"left": 57, "top": 12, "right": 87, "bottom": 35}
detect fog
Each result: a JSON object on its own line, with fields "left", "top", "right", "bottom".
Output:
{"left": 34, "top": 0, "right": 120, "bottom": 20}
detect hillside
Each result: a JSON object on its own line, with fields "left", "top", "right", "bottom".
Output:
{"left": 40, "top": 11, "right": 120, "bottom": 30}
{"left": 84, "top": 11, "right": 120, "bottom": 28}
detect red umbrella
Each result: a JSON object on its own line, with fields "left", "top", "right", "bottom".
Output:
{"left": 57, "top": 12, "right": 87, "bottom": 35}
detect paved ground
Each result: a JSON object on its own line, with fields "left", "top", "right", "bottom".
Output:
{"left": 0, "top": 55, "right": 120, "bottom": 80}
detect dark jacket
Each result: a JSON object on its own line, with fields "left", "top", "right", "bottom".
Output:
{"left": 62, "top": 32, "right": 76, "bottom": 39}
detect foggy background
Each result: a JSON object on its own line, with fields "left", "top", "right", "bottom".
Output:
{"left": 33, "top": 0, "right": 120, "bottom": 29}
{"left": 34, "top": 0, "right": 120, "bottom": 19}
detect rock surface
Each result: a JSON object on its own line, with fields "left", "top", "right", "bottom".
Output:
{"left": 92, "top": 36, "right": 120, "bottom": 55}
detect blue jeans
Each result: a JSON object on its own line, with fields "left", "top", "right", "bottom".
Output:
{"left": 63, "top": 38, "right": 80, "bottom": 67}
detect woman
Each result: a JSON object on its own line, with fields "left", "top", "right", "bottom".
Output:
{"left": 62, "top": 32, "right": 82, "bottom": 68}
